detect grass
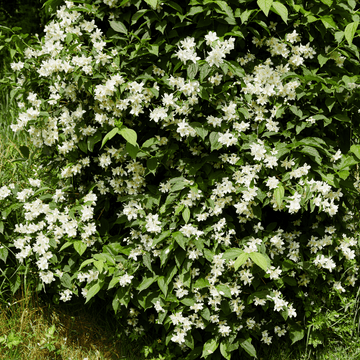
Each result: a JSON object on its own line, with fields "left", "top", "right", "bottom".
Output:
{"left": 1, "top": 286, "right": 360, "bottom": 360}
{"left": 0, "top": 286, "right": 142, "bottom": 360}
{"left": 1, "top": 83, "right": 360, "bottom": 360}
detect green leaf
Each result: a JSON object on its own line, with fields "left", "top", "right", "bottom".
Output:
{"left": 126, "top": 142, "right": 139, "bottom": 159}
{"left": 88, "top": 132, "right": 102, "bottom": 152}
{"left": 78, "top": 139, "right": 88, "bottom": 154}
{"left": 191, "top": 122, "right": 208, "bottom": 140}
{"left": 320, "top": 15, "right": 337, "bottom": 29}
{"left": 149, "top": 44, "right": 159, "bottom": 56}
{"left": 185, "top": 333, "right": 195, "bottom": 350}
{"left": 144, "top": 0, "right": 157, "bottom": 9}
{"left": 320, "top": 0, "right": 332, "bottom": 6}
{"left": 181, "top": 297, "right": 196, "bottom": 306}
{"left": 79, "top": 259, "right": 94, "bottom": 270}
{"left": 274, "top": 183, "right": 285, "bottom": 208}
{"left": 289, "top": 105, "right": 303, "bottom": 118}
{"left": 132, "top": 9, "right": 148, "bottom": 25}
{"left": 169, "top": 177, "right": 188, "bottom": 192}
{"left": 85, "top": 282, "right": 102, "bottom": 303}
{"left": 108, "top": 276, "right": 120, "bottom": 290}
{"left": 257, "top": 0, "right": 273, "bottom": 16}
{"left": 109, "top": 20, "right": 128, "bottom": 35}
{"left": 222, "top": 248, "right": 243, "bottom": 260}
{"left": 300, "top": 146, "right": 322, "bottom": 165}
{"left": 147, "top": 157, "right": 158, "bottom": 174}
{"left": 338, "top": 155, "right": 359, "bottom": 170}
{"left": 59, "top": 241, "right": 73, "bottom": 252}
{"left": 220, "top": 342, "right": 231, "bottom": 360}
{"left": 317, "top": 54, "right": 329, "bottom": 67}
{"left": 289, "top": 323, "right": 305, "bottom": 344}
{"left": 350, "top": 144, "right": 360, "bottom": 159}
{"left": 345, "top": 21, "right": 358, "bottom": 46}
{"left": 10, "top": 274, "right": 21, "bottom": 294}
{"left": 200, "top": 63, "right": 211, "bottom": 82}
{"left": 158, "top": 276, "right": 168, "bottom": 296}
{"left": 100, "top": 128, "right": 120, "bottom": 149}
{"left": 187, "top": 63, "right": 199, "bottom": 79}
{"left": 215, "top": 1, "right": 236, "bottom": 24}
{"left": 94, "top": 253, "right": 115, "bottom": 265}
{"left": 239, "top": 338, "right": 257, "bottom": 358}
{"left": 187, "top": 347, "right": 202, "bottom": 360}
{"left": 60, "top": 273, "right": 72, "bottom": 289}
{"left": 194, "top": 277, "right": 210, "bottom": 289}
{"left": 234, "top": 253, "right": 249, "bottom": 271}
{"left": 216, "top": 284, "right": 232, "bottom": 298}
{"left": 0, "top": 247, "right": 8, "bottom": 262}
{"left": 209, "top": 132, "right": 222, "bottom": 152}
{"left": 74, "top": 241, "right": 87, "bottom": 256}
{"left": 94, "top": 260, "right": 104, "bottom": 273}
{"left": 155, "top": 20, "right": 167, "bottom": 34}
{"left": 187, "top": 6, "right": 204, "bottom": 16}
{"left": 202, "top": 338, "right": 219, "bottom": 358}
{"left": 271, "top": 2, "right": 288, "bottom": 23}
{"left": 283, "top": 276, "right": 297, "bottom": 286}
{"left": 152, "top": 230, "right": 172, "bottom": 247}
{"left": 137, "top": 276, "right": 158, "bottom": 292}
{"left": 19, "top": 146, "right": 29, "bottom": 159}
{"left": 173, "top": 231, "right": 187, "bottom": 250}
{"left": 281, "top": 307, "right": 288, "bottom": 321}
{"left": 239, "top": 9, "right": 254, "bottom": 24}
{"left": 333, "top": 114, "right": 350, "bottom": 122}
{"left": 119, "top": 127, "right": 138, "bottom": 146}
{"left": 166, "top": 1, "right": 183, "bottom": 13}
{"left": 249, "top": 252, "right": 268, "bottom": 271}
{"left": 182, "top": 207, "right": 191, "bottom": 223}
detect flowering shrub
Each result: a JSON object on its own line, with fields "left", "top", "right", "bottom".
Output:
{"left": 2, "top": 0, "right": 360, "bottom": 357}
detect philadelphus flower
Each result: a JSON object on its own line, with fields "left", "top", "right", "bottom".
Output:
{"left": 287, "top": 192, "right": 302, "bottom": 214}
{"left": 0, "top": 185, "right": 12, "bottom": 200}
{"left": 119, "top": 273, "right": 134, "bottom": 287}
{"left": 145, "top": 213, "right": 162, "bottom": 233}
{"left": 250, "top": 141, "right": 267, "bottom": 161}
{"left": 175, "top": 36, "right": 200, "bottom": 64}
{"left": 218, "top": 131, "right": 237, "bottom": 147}
{"left": 205, "top": 36, "right": 235, "bottom": 67}
{"left": 266, "top": 176, "right": 280, "bottom": 189}
{"left": 331, "top": 149, "right": 342, "bottom": 162}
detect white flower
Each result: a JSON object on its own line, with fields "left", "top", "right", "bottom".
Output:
{"left": 250, "top": 142, "right": 266, "bottom": 161}
{"left": 171, "top": 329, "right": 186, "bottom": 344}
{"left": 170, "top": 312, "right": 185, "bottom": 325}
{"left": 17, "top": 188, "right": 34, "bottom": 202}
{"left": 218, "top": 131, "right": 237, "bottom": 147}
{"left": 59, "top": 289, "right": 72, "bottom": 302}
{"left": 154, "top": 300, "right": 165, "bottom": 312}
{"left": 10, "top": 61, "right": 24, "bottom": 71}
{"left": 0, "top": 186, "right": 11, "bottom": 200}
{"left": 119, "top": 273, "right": 134, "bottom": 287}
{"left": 266, "top": 176, "right": 280, "bottom": 189}
{"left": 261, "top": 330, "right": 273, "bottom": 345}
{"left": 145, "top": 213, "right": 162, "bottom": 233}
{"left": 266, "top": 266, "right": 282, "bottom": 280}
{"left": 205, "top": 31, "right": 219, "bottom": 45}
{"left": 149, "top": 107, "right": 168, "bottom": 122}
{"left": 331, "top": 149, "right": 342, "bottom": 162}
{"left": 219, "top": 324, "right": 231, "bottom": 336}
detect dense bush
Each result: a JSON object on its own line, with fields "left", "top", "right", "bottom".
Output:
{"left": 0, "top": 0, "right": 50, "bottom": 80}
{"left": 2, "top": 0, "right": 360, "bottom": 358}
